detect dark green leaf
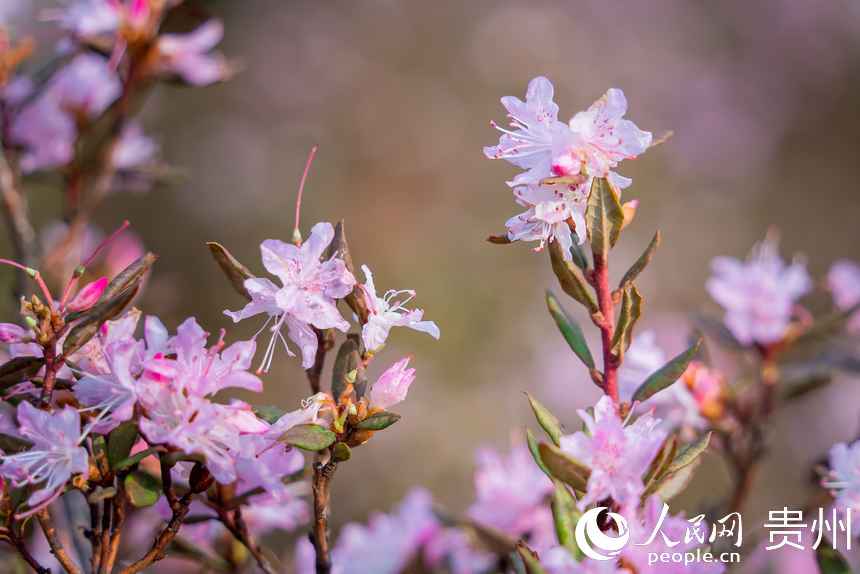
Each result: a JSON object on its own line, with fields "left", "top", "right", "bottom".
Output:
{"left": 816, "top": 545, "right": 851, "bottom": 574}
{"left": 124, "top": 471, "right": 161, "bottom": 507}
{"left": 63, "top": 284, "right": 139, "bottom": 356}
{"left": 548, "top": 240, "right": 598, "bottom": 313}
{"left": 526, "top": 393, "right": 563, "bottom": 446}
{"left": 113, "top": 447, "right": 159, "bottom": 472}
{"left": 355, "top": 411, "right": 401, "bottom": 431}
{"left": 332, "top": 339, "right": 360, "bottom": 400}
{"left": 546, "top": 291, "right": 594, "bottom": 369}
{"left": 538, "top": 443, "right": 589, "bottom": 491}
{"left": 107, "top": 421, "right": 139, "bottom": 470}
{"left": 585, "top": 177, "right": 624, "bottom": 259}
{"left": 551, "top": 480, "right": 579, "bottom": 553}
{"left": 0, "top": 356, "right": 44, "bottom": 388}
{"left": 332, "top": 442, "right": 352, "bottom": 462}
{"left": 278, "top": 423, "right": 336, "bottom": 451}
{"left": 206, "top": 242, "right": 253, "bottom": 301}
{"left": 632, "top": 338, "right": 702, "bottom": 403}
{"left": 611, "top": 285, "right": 643, "bottom": 358}
{"left": 668, "top": 432, "right": 711, "bottom": 473}
{"left": 252, "top": 405, "right": 285, "bottom": 424}
{"left": 0, "top": 432, "right": 33, "bottom": 453}
{"left": 619, "top": 230, "right": 661, "bottom": 290}
{"left": 569, "top": 242, "right": 589, "bottom": 270}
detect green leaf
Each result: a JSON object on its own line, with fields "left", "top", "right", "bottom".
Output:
{"left": 585, "top": 177, "right": 624, "bottom": 259}
{"left": 0, "top": 356, "right": 44, "bottom": 388}
{"left": 526, "top": 428, "right": 551, "bottom": 476}
{"left": 332, "top": 338, "right": 360, "bottom": 400}
{"left": 816, "top": 545, "right": 851, "bottom": 574}
{"left": 632, "top": 338, "right": 702, "bottom": 403}
{"left": 252, "top": 405, "right": 285, "bottom": 424}
{"left": 113, "top": 447, "right": 159, "bottom": 472}
{"left": 551, "top": 480, "right": 579, "bottom": 553}
{"left": 569, "top": 242, "right": 589, "bottom": 270}
{"left": 668, "top": 432, "right": 711, "bottom": 474}
{"left": 124, "top": 471, "right": 161, "bottom": 508}
{"left": 538, "top": 443, "right": 589, "bottom": 491}
{"left": 546, "top": 291, "right": 594, "bottom": 369}
{"left": 610, "top": 284, "right": 643, "bottom": 358}
{"left": 107, "top": 421, "right": 139, "bottom": 470}
{"left": 0, "top": 432, "right": 33, "bottom": 453}
{"left": 99, "top": 252, "right": 157, "bottom": 304}
{"left": 63, "top": 284, "right": 139, "bottom": 356}
{"left": 278, "top": 423, "right": 337, "bottom": 451}
{"left": 355, "top": 411, "right": 401, "bottom": 431}
{"left": 548, "top": 240, "right": 598, "bottom": 313}
{"left": 516, "top": 543, "right": 548, "bottom": 574}
{"left": 206, "top": 242, "right": 254, "bottom": 301}
{"left": 651, "top": 461, "right": 699, "bottom": 500}
{"left": 332, "top": 442, "right": 352, "bottom": 462}
{"left": 643, "top": 435, "right": 678, "bottom": 489}
{"left": 618, "top": 230, "right": 661, "bottom": 290}
{"left": 526, "top": 393, "right": 563, "bottom": 446}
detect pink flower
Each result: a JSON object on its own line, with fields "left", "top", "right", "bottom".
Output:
{"left": 58, "top": 0, "right": 122, "bottom": 37}
{"left": 542, "top": 547, "right": 632, "bottom": 573}
{"left": 66, "top": 276, "right": 108, "bottom": 312}
{"left": 827, "top": 259, "right": 860, "bottom": 333}
{"left": 155, "top": 21, "right": 231, "bottom": 86}
{"left": 359, "top": 265, "right": 439, "bottom": 352}
{"left": 824, "top": 441, "right": 860, "bottom": 512}
{"left": 225, "top": 222, "right": 356, "bottom": 370}
{"left": 504, "top": 181, "right": 588, "bottom": 254}
{"left": 467, "top": 443, "right": 555, "bottom": 551}
{"left": 0, "top": 402, "right": 89, "bottom": 517}
{"left": 368, "top": 357, "right": 416, "bottom": 410}
{"left": 112, "top": 123, "right": 158, "bottom": 172}
{"left": 0, "top": 323, "right": 28, "bottom": 343}
{"left": 11, "top": 54, "right": 120, "bottom": 172}
{"left": 423, "top": 528, "right": 495, "bottom": 574}
{"left": 706, "top": 237, "right": 811, "bottom": 345}
{"left": 74, "top": 339, "right": 142, "bottom": 432}
{"left": 560, "top": 395, "right": 666, "bottom": 512}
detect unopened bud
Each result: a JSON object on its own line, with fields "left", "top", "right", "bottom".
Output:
{"left": 67, "top": 277, "right": 109, "bottom": 312}
{"left": 621, "top": 200, "right": 639, "bottom": 229}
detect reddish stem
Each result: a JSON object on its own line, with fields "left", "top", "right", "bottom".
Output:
{"left": 593, "top": 253, "right": 618, "bottom": 403}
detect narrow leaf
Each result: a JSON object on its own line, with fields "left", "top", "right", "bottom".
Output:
{"left": 107, "top": 421, "right": 139, "bottom": 470}
{"left": 538, "top": 443, "right": 589, "bottom": 491}
{"left": 0, "top": 356, "right": 44, "bottom": 388}
{"left": 619, "top": 230, "right": 661, "bottom": 290}
{"left": 206, "top": 242, "right": 253, "bottom": 301}
{"left": 548, "top": 240, "right": 598, "bottom": 313}
{"left": 63, "top": 285, "right": 139, "bottom": 356}
{"left": 526, "top": 393, "right": 563, "bottom": 446}
{"left": 332, "top": 339, "right": 360, "bottom": 400}
{"left": 356, "top": 411, "right": 401, "bottom": 431}
{"left": 668, "top": 432, "right": 711, "bottom": 473}
{"left": 632, "top": 338, "right": 702, "bottom": 403}
{"left": 100, "top": 252, "right": 157, "bottom": 303}
{"left": 526, "top": 428, "right": 551, "bottom": 476}
{"left": 585, "top": 177, "right": 624, "bottom": 259}
{"left": 278, "top": 423, "right": 337, "bottom": 451}
{"left": 546, "top": 291, "right": 594, "bottom": 369}
{"left": 124, "top": 471, "right": 161, "bottom": 507}
{"left": 611, "top": 285, "right": 643, "bottom": 358}
{"left": 551, "top": 480, "right": 579, "bottom": 552}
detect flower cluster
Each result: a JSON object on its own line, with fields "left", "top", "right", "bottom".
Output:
{"left": 485, "top": 77, "right": 652, "bottom": 256}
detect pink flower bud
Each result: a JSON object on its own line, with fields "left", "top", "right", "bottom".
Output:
{"left": 0, "top": 323, "right": 27, "bottom": 343}
{"left": 369, "top": 357, "right": 416, "bottom": 410}
{"left": 67, "top": 277, "right": 108, "bottom": 312}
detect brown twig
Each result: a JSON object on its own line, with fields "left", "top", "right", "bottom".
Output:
{"left": 37, "top": 508, "right": 83, "bottom": 574}
{"left": 312, "top": 461, "right": 338, "bottom": 574}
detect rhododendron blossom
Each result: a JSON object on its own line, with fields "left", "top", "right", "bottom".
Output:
{"left": 824, "top": 440, "right": 860, "bottom": 512}
{"left": 359, "top": 264, "right": 439, "bottom": 352}
{"left": 368, "top": 357, "right": 416, "bottom": 410}
{"left": 560, "top": 395, "right": 666, "bottom": 511}
{"left": 225, "top": 222, "right": 356, "bottom": 370}
{"left": 707, "top": 237, "right": 811, "bottom": 345}
{"left": 155, "top": 20, "right": 231, "bottom": 86}
{"left": 0, "top": 403, "right": 89, "bottom": 517}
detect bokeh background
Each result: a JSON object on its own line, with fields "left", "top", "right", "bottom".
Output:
{"left": 4, "top": 0, "right": 860, "bottom": 552}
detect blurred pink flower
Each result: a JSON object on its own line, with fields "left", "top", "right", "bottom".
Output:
{"left": 368, "top": 357, "right": 416, "bottom": 410}
{"left": 359, "top": 264, "right": 439, "bottom": 352}
{"left": 467, "top": 442, "right": 555, "bottom": 551}
{"left": 827, "top": 259, "right": 860, "bottom": 333}
{"left": 0, "top": 322, "right": 28, "bottom": 343}
{"left": 0, "top": 402, "right": 89, "bottom": 517}
{"left": 560, "top": 395, "right": 666, "bottom": 512}
{"left": 824, "top": 440, "right": 860, "bottom": 512}
{"left": 225, "top": 222, "right": 355, "bottom": 370}
{"left": 706, "top": 237, "right": 811, "bottom": 346}
{"left": 155, "top": 21, "right": 231, "bottom": 86}
{"left": 542, "top": 546, "right": 631, "bottom": 573}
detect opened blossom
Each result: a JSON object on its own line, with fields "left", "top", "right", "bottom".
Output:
{"left": 225, "top": 222, "right": 355, "bottom": 370}
{"left": 359, "top": 265, "right": 439, "bottom": 352}
{"left": 827, "top": 259, "right": 860, "bottom": 333}
{"left": 0, "top": 402, "right": 89, "bottom": 517}
{"left": 560, "top": 395, "right": 666, "bottom": 511}
{"left": 155, "top": 20, "right": 231, "bottom": 86}
{"left": 707, "top": 237, "right": 811, "bottom": 345}
{"left": 824, "top": 440, "right": 860, "bottom": 512}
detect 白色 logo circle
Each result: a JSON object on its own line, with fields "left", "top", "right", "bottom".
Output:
{"left": 574, "top": 507, "right": 630, "bottom": 561}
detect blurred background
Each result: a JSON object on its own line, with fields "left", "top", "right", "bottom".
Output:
{"left": 3, "top": 0, "right": 860, "bottom": 549}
